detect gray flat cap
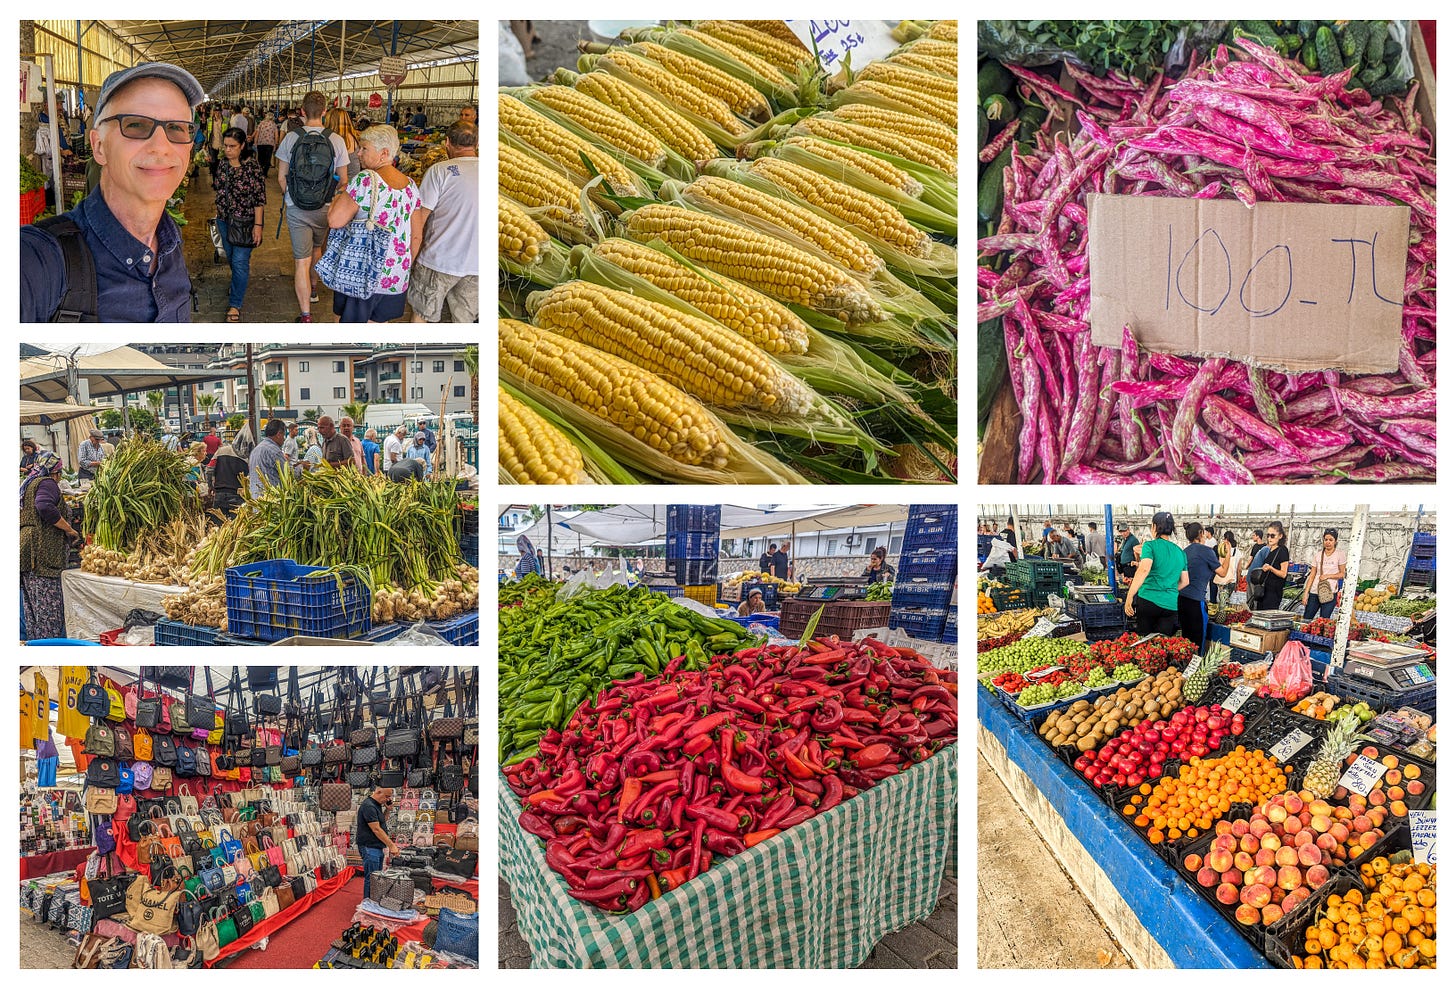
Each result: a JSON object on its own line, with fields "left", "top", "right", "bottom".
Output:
{"left": 94, "top": 62, "right": 205, "bottom": 122}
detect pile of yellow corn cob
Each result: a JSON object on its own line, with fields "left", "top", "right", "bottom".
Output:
{"left": 499, "top": 19, "right": 958, "bottom": 485}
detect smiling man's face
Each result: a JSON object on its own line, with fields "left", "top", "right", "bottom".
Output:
{"left": 92, "top": 77, "right": 192, "bottom": 209}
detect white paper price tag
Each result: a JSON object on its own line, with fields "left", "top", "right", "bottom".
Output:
{"left": 783, "top": 20, "right": 899, "bottom": 70}
{"left": 1182, "top": 655, "right": 1204, "bottom": 678}
{"left": 1024, "top": 618, "right": 1058, "bottom": 639}
{"left": 1338, "top": 754, "right": 1385, "bottom": 796}
{"left": 1409, "top": 810, "right": 1436, "bottom": 864}
{"left": 1269, "top": 729, "right": 1314, "bottom": 763}
{"left": 1026, "top": 665, "right": 1066, "bottom": 682}
{"left": 1221, "top": 684, "right": 1254, "bottom": 713}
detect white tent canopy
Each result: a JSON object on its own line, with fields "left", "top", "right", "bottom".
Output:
{"left": 511, "top": 505, "right": 915, "bottom": 551}
{"left": 19, "top": 400, "right": 100, "bottom": 426}
{"left": 20, "top": 346, "right": 235, "bottom": 403}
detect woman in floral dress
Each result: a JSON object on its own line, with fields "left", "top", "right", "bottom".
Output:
{"left": 326, "top": 125, "right": 423, "bottom": 323}
{"left": 216, "top": 127, "right": 268, "bottom": 321}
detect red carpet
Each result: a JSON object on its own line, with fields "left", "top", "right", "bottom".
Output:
{"left": 218, "top": 871, "right": 364, "bottom": 969}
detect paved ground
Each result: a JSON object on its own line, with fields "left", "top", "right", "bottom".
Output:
{"left": 508, "top": 19, "right": 595, "bottom": 82}
{"left": 499, "top": 857, "right": 957, "bottom": 969}
{"left": 977, "top": 752, "right": 1133, "bottom": 969}
{"left": 18, "top": 912, "right": 80, "bottom": 968}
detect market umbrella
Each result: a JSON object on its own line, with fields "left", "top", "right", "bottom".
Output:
{"left": 19, "top": 400, "right": 100, "bottom": 425}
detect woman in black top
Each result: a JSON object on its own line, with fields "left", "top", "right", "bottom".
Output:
{"left": 1256, "top": 521, "right": 1292, "bottom": 610}
{"left": 209, "top": 443, "right": 249, "bottom": 518}
{"left": 863, "top": 546, "right": 895, "bottom": 583}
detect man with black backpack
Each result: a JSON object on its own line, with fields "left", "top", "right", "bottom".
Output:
{"left": 275, "top": 90, "right": 349, "bottom": 322}
{"left": 20, "top": 62, "right": 203, "bottom": 321}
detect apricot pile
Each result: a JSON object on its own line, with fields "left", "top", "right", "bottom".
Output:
{"left": 1122, "top": 746, "right": 1289, "bottom": 845}
{"left": 1333, "top": 747, "right": 1428, "bottom": 820}
{"left": 1291, "top": 859, "right": 1437, "bottom": 969}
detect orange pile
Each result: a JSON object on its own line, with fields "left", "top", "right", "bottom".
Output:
{"left": 1122, "top": 746, "right": 1291, "bottom": 844}
{"left": 1292, "top": 859, "right": 1437, "bottom": 968}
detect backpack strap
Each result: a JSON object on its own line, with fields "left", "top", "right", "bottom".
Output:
{"left": 33, "top": 215, "right": 98, "bottom": 322}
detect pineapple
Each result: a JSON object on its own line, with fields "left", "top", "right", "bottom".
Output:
{"left": 1302, "top": 712, "right": 1362, "bottom": 798}
{"left": 1183, "top": 643, "right": 1229, "bottom": 702}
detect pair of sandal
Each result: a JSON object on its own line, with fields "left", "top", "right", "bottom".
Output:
{"left": 226, "top": 307, "right": 242, "bottom": 322}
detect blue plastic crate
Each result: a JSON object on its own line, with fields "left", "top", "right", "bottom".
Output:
{"left": 893, "top": 546, "right": 956, "bottom": 606}
{"left": 431, "top": 612, "right": 479, "bottom": 646}
{"left": 669, "top": 557, "right": 719, "bottom": 584}
{"left": 651, "top": 585, "right": 684, "bottom": 599}
{"left": 224, "top": 558, "right": 372, "bottom": 643}
{"left": 904, "top": 505, "right": 958, "bottom": 547}
{"left": 666, "top": 505, "right": 722, "bottom": 532}
{"left": 889, "top": 605, "right": 948, "bottom": 641}
{"left": 153, "top": 617, "right": 223, "bottom": 647}
{"left": 665, "top": 531, "right": 720, "bottom": 560}
{"left": 891, "top": 580, "right": 954, "bottom": 609}
{"left": 1413, "top": 532, "right": 1436, "bottom": 546}
{"left": 941, "top": 606, "right": 957, "bottom": 643}
{"left": 1407, "top": 555, "right": 1435, "bottom": 572}
{"left": 1071, "top": 599, "right": 1125, "bottom": 628}
{"left": 741, "top": 581, "right": 779, "bottom": 609}
{"left": 724, "top": 613, "right": 780, "bottom": 633}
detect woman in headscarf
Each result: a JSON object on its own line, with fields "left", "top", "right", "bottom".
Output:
{"left": 209, "top": 440, "right": 249, "bottom": 518}
{"left": 20, "top": 451, "right": 79, "bottom": 639}
{"left": 303, "top": 427, "right": 324, "bottom": 468}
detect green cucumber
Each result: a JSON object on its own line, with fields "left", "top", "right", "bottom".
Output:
{"left": 1366, "top": 21, "right": 1388, "bottom": 65}
{"left": 978, "top": 144, "right": 1012, "bottom": 223}
{"left": 1301, "top": 42, "right": 1320, "bottom": 71}
{"left": 978, "top": 318, "right": 1008, "bottom": 429}
{"left": 1018, "top": 103, "right": 1048, "bottom": 139}
{"left": 977, "top": 61, "right": 1014, "bottom": 99}
{"left": 1340, "top": 21, "right": 1368, "bottom": 61}
{"left": 1315, "top": 27, "right": 1343, "bottom": 76}
{"left": 982, "top": 94, "right": 1016, "bottom": 127}
{"left": 1368, "top": 74, "right": 1411, "bottom": 98}
{"left": 1361, "top": 61, "right": 1388, "bottom": 85}
{"left": 1297, "top": 21, "right": 1318, "bottom": 39}
{"left": 1384, "top": 38, "right": 1402, "bottom": 63}
{"left": 978, "top": 107, "right": 989, "bottom": 150}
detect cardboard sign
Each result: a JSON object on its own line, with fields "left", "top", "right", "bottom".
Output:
{"left": 1182, "top": 655, "right": 1204, "bottom": 678}
{"left": 1089, "top": 195, "right": 1409, "bottom": 372}
{"left": 784, "top": 20, "right": 898, "bottom": 70}
{"left": 1408, "top": 810, "right": 1436, "bottom": 864}
{"left": 1221, "top": 683, "right": 1254, "bottom": 713}
{"left": 379, "top": 55, "right": 408, "bottom": 88}
{"left": 1338, "top": 754, "right": 1385, "bottom": 796}
{"left": 1270, "top": 729, "right": 1314, "bottom": 763}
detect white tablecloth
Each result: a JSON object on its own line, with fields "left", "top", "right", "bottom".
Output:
{"left": 60, "top": 569, "right": 186, "bottom": 640}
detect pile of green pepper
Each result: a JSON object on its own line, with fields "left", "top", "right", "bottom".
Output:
{"left": 499, "top": 584, "right": 755, "bottom": 764}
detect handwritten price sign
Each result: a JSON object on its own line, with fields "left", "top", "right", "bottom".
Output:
{"left": 1408, "top": 810, "right": 1435, "bottom": 865}
{"left": 1338, "top": 754, "right": 1385, "bottom": 797}
{"left": 784, "top": 20, "right": 898, "bottom": 70}
{"left": 1269, "top": 729, "right": 1314, "bottom": 763}
{"left": 1221, "top": 684, "right": 1254, "bottom": 713}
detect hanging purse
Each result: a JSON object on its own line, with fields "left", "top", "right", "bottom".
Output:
{"left": 135, "top": 670, "right": 164, "bottom": 728}
{"left": 142, "top": 666, "right": 192, "bottom": 690}
{"left": 346, "top": 769, "right": 372, "bottom": 788}
{"left": 177, "top": 784, "right": 199, "bottom": 816}
{"left": 369, "top": 668, "right": 393, "bottom": 718}
{"left": 427, "top": 674, "right": 465, "bottom": 741}
{"left": 381, "top": 672, "right": 422, "bottom": 758}
{"left": 225, "top": 668, "right": 252, "bottom": 740}
{"left": 169, "top": 698, "right": 190, "bottom": 734}
{"left": 89, "top": 853, "right": 134, "bottom": 919}
{"left": 351, "top": 743, "right": 378, "bottom": 766}
{"left": 380, "top": 759, "right": 405, "bottom": 789}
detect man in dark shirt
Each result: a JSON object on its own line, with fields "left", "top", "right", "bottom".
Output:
{"left": 355, "top": 785, "right": 400, "bottom": 902}
{"left": 210, "top": 442, "right": 248, "bottom": 517}
{"left": 1000, "top": 519, "right": 1018, "bottom": 561}
{"left": 771, "top": 545, "right": 789, "bottom": 581}
{"left": 386, "top": 457, "right": 426, "bottom": 482}
{"left": 21, "top": 62, "right": 204, "bottom": 321}
{"left": 317, "top": 416, "right": 352, "bottom": 467}
{"left": 1117, "top": 522, "right": 1141, "bottom": 580}
{"left": 759, "top": 543, "right": 776, "bottom": 575}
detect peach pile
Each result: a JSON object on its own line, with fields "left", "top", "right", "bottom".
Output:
{"left": 1182, "top": 789, "right": 1390, "bottom": 929}
{"left": 1332, "top": 747, "right": 1428, "bottom": 820}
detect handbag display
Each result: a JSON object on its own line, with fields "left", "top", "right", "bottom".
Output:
{"left": 85, "top": 787, "right": 118, "bottom": 815}
{"left": 124, "top": 874, "right": 183, "bottom": 936}
{"left": 381, "top": 673, "right": 423, "bottom": 758}
{"left": 225, "top": 668, "right": 251, "bottom": 740}
{"left": 316, "top": 170, "right": 392, "bottom": 298}
{"left": 176, "top": 888, "right": 205, "bottom": 937}
{"left": 104, "top": 684, "right": 126, "bottom": 722}
{"left": 427, "top": 674, "right": 465, "bottom": 741}
{"left": 83, "top": 722, "right": 116, "bottom": 757}
{"left": 114, "top": 728, "right": 135, "bottom": 761}
{"left": 133, "top": 728, "right": 154, "bottom": 761}
{"left": 260, "top": 864, "right": 283, "bottom": 888}
{"left": 351, "top": 744, "right": 378, "bottom": 766}
{"left": 176, "top": 743, "right": 199, "bottom": 776}
{"left": 152, "top": 766, "right": 173, "bottom": 790}
{"left": 88, "top": 853, "right": 133, "bottom": 919}
{"left": 143, "top": 666, "right": 192, "bottom": 690}
{"left": 75, "top": 668, "right": 107, "bottom": 718}
{"left": 346, "top": 769, "right": 372, "bottom": 788}
{"left": 320, "top": 778, "right": 354, "bottom": 811}
{"left": 275, "top": 882, "right": 295, "bottom": 911}
{"left": 169, "top": 699, "right": 189, "bottom": 734}
{"left": 266, "top": 743, "right": 283, "bottom": 765}
{"left": 231, "top": 901, "right": 254, "bottom": 936}
{"left": 153, "top": 733, "right": 178, "bottom": 767}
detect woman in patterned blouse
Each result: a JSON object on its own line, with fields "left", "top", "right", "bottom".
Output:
{"left": 326, "top": 125, "right": 423, "bottom": 323}
{"left": 216, "top": 127, "right": 268, "bottom": 322}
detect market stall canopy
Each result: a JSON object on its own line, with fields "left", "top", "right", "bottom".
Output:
{"left": 19, "top": 400, "right": 102, "bottom": 426}
{"left": 20, "top": 346, "right": 235, "bottom": 403}
{"left": 533, "top": 505, "right": 912, "bottom": 546}
{"left": 98, "top": 20, "right": 479, "bottom": 95}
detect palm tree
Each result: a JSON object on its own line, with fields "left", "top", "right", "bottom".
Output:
{"left": 261, "top": 384, "right": 284, "bottom": 419}
{"left": 342, "top": 400, "right": 369, "bottom": 425}
{"left": 146, "top": 390, "right": 164, "bottom": 419}
{"left": 460, "top": 345, "right": 478, "bottom": 424}
{"left": 197, "top": 393, "right": 218, "bottom": 428}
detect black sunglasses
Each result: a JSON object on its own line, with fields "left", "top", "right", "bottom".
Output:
{"left": 99, "top": 113, "right": 198, "bottom": 144}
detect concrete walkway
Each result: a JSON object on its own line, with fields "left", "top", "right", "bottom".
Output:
{"left": 977, "top": 751, "right": 1133, "bottom": 969}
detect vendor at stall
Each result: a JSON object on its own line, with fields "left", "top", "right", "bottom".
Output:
{"left": 20, "top": 439, "right": 39, "bottom": 472}
{"left": 1116, "top": 522, "right": 1140, "bottom": 580}
{"left": 1301, "top": 528, "right": 1347, "bottom": 620}
{"left": 77, "top": 428, "right": 108, "bottom": 480}
{"left": 737, "top": 589, "right": 768, "bottom": 617}
{"left": 20, "top": 451, "right": 80, "bottom": 639}
{"left": 1123, "top": 511, "right": 1186, "bottom": 636}
{"left": 863, "top": 545, "right": 895, "bottom": 583}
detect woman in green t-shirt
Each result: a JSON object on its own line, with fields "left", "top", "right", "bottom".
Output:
{"left": 1122, "top": 511, "right": 1188, "bottom": 636}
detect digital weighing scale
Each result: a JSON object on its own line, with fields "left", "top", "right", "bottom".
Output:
{"left": 797, "top": 576, "right": 871, "bottom": 602}
{"left": 1067, "top": 584, "right": 1116, "bottom": 604}
{"left": 1341, "top": 642, "right": 1437, "bottom": 694}
{"left": 638, "top": 572, "right": 679, "bottom": 591}
{"left": 1247, "top": 610, "right": 1296, "bottom": 631}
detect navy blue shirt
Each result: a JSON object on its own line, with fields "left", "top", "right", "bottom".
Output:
{"left": 20, "top": 185, "right": 190, "bottom": 322}
{"left": 1181, "top": 543, "right": 1221, "bottom": 600}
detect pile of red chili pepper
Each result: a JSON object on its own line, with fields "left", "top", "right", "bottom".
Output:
{"left": 504, "top": 637, "right": 958, "bottom": 913}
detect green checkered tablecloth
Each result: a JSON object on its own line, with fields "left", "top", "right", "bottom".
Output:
{"left": 499, "top": 743, "right": 958, "bottom": 967}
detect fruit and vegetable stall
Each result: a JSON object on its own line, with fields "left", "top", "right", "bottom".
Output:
{"left": 977, "top": 20, "right": 1436, "bottom": 484}
{"left": 500, "top": 19, "right": 958, "bottom": 484}
{"left": 497, "top": 572, "right": 958, "bottom": 967}
{"left": 977, "top": 519, "right": 1437, "bottom": 967}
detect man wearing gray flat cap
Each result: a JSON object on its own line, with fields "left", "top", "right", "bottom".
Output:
{"left": 21, "top": 62, "right": 205, "bottom": 322}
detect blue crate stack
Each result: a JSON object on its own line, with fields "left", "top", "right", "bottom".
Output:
{"left": 891, "top": 505, "right": 957, "bottom": 642}
{"left": 1402, "top": 531, "right": 1436, "bottom": 593}
{"left": 666, "top": 505, "right": 722, "bottom": 586}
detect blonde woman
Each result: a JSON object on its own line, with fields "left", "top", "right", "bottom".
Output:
{"left": 326, "top": 125, "right": 423, "bottom": 323}
{"left": 324, "top": 107, "right": 362, "bottom": 181}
